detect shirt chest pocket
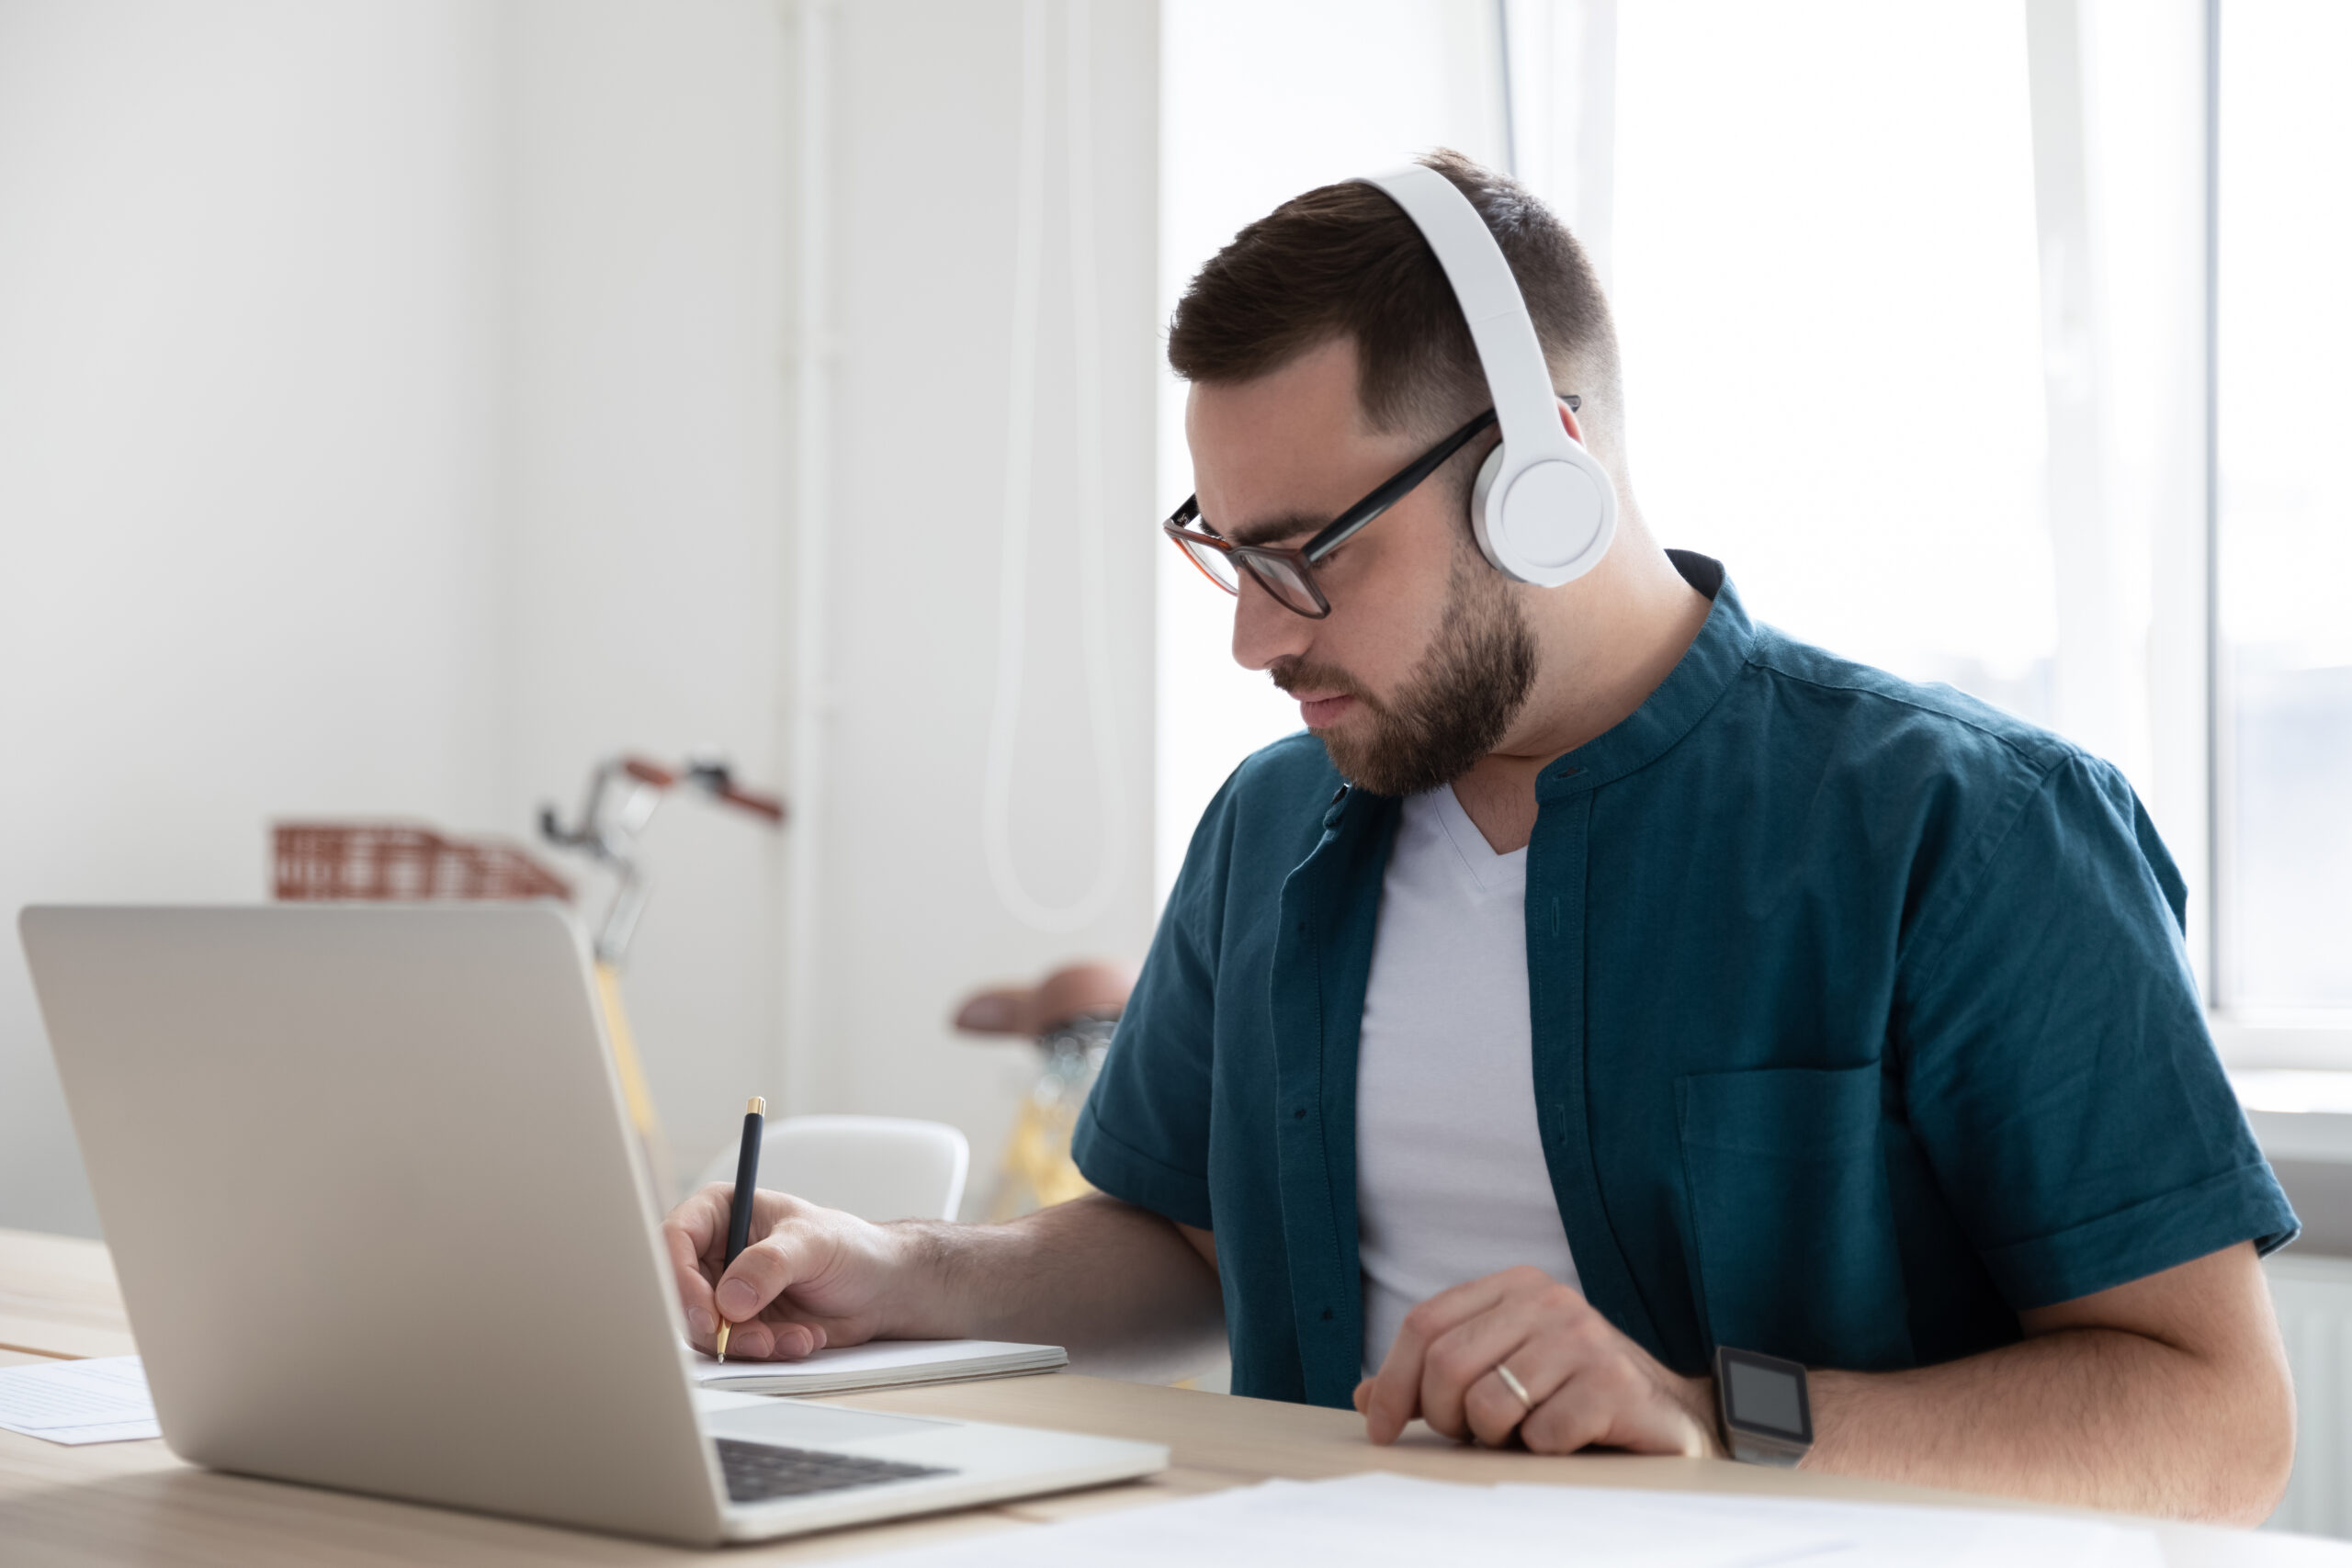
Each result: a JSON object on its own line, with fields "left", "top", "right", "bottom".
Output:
{"left": 1675, "top": 1064, "right": 1915, "bottom": 1371}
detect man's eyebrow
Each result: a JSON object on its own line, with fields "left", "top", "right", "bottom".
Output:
{"left": 1218, "top": 511, "right": 1329, "bottom": 548}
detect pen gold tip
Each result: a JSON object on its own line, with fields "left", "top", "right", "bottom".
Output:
{"left": 747, "top": 1096, "right": 764, "bottom": 1116}
{"left": 714, "top": 1322, "right": 730, "bottom": 1363}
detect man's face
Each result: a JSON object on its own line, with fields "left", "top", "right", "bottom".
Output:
{"left": 1184, "top": 337, "right": 1537, "bottom": 796}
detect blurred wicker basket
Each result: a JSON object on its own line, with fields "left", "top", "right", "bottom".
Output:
{"left": 273, "top": 822, "right": 571, "bottom": 904}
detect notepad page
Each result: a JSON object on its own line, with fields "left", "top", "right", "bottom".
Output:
{"left": 687, "top": 1339, "right": 1060, "bottom": 1384}
{"left": 0, "top": 1356, "right": 161, "bottom": 1445}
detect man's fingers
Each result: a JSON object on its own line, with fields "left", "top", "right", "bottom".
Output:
{"left": 1417, "top": 1301, "right": 1551, "bottom": 1440}
{"left": 664, "top": 1217, "right": 711, "bottom": 1293}
{"left": 1399, "top": 1269, "right": 1526, "bottom": 1345}
{"left": 1360, "top": 1266, "right": 1702, "bottom": 1459}
{"left": 1460, "top": 1298, "right": 1615, "bottom": 1444}
{"left": 1518, "top": 1355, "right": 1707, "bottom": 1457}
{"left": 1519, "top": 1354, "right": 1687, "bottom": 1455}
{"left": 1460, "top": 1314, "right": 1592, "bottom": 1448}
{"left": 1462, "top": 1340, "right": 1581, "bottom": 1448}
{"left": 664, "top": 1185, "right": 898, "bottom": 1364}
{"left": 715, "top": 1224, "right": 827, "bottom": 1324}
{"left": 681, "top": 1291, "right": 838, "bottom": 1360}
{"left": 1362, "top": 1340, "right": 1425, "bottom": 1445}
{"left": 1517, "top": 1362, "right": 1619, "bottom": 1455}
{"left": 662, "top": 1188, "right": 737, "bottom": 1328}
{"left": 1463, "top": 1367, "right": 1530, "bottom": 1448}
{"left": 709, "top": 1317, "right": 827, "bottom": 1362}
{"left": 1363, "top": 1271, "right": 1534, "bottom": 1442}
{"left": 1363, "top": 1269, "right": 1561, "bottom": 1445}
{"left": 672, "top": 1183, "right": 735, "bottom": 1259}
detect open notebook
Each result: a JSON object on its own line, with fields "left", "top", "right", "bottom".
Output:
{"left": 688, "top": 1339, "right": 1067, "bottom": 1396}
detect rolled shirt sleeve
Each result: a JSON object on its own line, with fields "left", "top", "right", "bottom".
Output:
{"left": 1894, "top": 753, "right": 2299, "bottom": 1312}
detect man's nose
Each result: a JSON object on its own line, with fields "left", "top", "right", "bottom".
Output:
{"left": 1230, "top": 573, "right": 1315, "bottom": 672}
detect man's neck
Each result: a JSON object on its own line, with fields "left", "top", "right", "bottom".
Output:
{"left": 1450, "top": 536, "right": 1712, "bottom": 855}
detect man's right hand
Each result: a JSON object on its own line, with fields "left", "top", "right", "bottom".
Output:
{"left": 667, "top": 1187, "right": 1226, "bottom": 1381}
{"left": 662, "top": 1183, "right": 919, "bottom": 1361}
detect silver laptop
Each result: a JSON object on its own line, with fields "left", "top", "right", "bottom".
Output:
{"left": 19, "top": 903, "right": 1166, "bottom": 1546}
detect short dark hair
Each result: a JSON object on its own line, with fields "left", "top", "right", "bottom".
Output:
{"left": 1167, "top": 150, "right": 1623, "bottom": 462}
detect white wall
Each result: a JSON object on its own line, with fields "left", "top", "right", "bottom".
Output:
{"left": 0, "top": 0, "right": 793, "bottom": 1229}
{"left": 499, "top": 0, "right": 793, "bottom": 1195}
{"left": 0, "top": 0, "right": 1162, "bottom": 1235}
{"left": 793, "top": 0, "right": 1161, "bottom": 1203}
{"left": 0, "top": 1, "right": 507, "bottom": 1235}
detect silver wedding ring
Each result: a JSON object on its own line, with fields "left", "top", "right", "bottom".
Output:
{"left": 1495, "top": 1362, "right": 1535, "bottom": 1412}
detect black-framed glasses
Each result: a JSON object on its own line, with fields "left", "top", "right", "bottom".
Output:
{"left": 1161, "top": 397, "right": 1577, "bottom": 619}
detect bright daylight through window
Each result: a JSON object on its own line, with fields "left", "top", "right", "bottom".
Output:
{"left": 1611, "top": 6, "right": 2053, "bottom": 728}
{"left": 2218, "top": 0, "right": 2352, "bottom": 1013}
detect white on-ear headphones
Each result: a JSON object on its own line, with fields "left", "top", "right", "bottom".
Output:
{"left": 1356, "top": 165, "right": 1617, "bottom": 588}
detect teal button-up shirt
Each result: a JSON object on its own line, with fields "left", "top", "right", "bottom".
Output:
{"left": 1072, "top": 552, "right": 2297, "bottom": 1408}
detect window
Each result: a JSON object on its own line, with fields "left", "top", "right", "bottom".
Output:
{"left": 1611, "top": 4, "right": 2056, "bottom": 731}
{"left": 2217, "top": 0, "right": 2352, "bottom": 1013}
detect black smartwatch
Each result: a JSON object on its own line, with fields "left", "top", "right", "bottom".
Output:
{"left": 1713, "top": 1346, "right": 1813, "bottom": 1467}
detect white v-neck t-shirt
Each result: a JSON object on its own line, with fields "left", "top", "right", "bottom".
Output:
{"left": 1355, "top": 783, "right": 1580, "bottom": 1376}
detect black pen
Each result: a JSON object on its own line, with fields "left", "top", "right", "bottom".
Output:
{"left": 713, "top": 1095, "right": 764, "bottom": 1362}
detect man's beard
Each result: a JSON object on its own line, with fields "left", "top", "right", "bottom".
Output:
{"left": 1271, "top": 547, "right": 1538, "bottom": 797}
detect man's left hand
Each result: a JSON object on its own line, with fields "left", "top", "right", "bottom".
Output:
{"left": 1353, "top": 1266, "right": 1721, "bottom": 1455}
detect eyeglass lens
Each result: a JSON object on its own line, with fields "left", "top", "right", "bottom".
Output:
{"left": 1239, "top": 553, "right": 1322, "bottom": 616}
{"left": 1174, "top": 532, "right": 1240, "bottom": 592}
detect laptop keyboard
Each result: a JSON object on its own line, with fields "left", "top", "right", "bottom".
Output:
{"left": 715, "top": 1437, "right": 957, "bottom": 1505}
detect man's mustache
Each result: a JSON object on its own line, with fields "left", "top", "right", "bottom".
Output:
{"left": 1268, "top": 658, "right": 1377, "bottom": 709}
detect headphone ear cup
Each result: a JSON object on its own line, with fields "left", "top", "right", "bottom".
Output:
{"left": 1467, "top": 434, "right": 1617, "bottom": 588}
{"left": 1467, "top": 441, "right": 1517, "bottom": 580}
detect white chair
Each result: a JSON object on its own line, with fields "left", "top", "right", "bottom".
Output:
{"left": 698, "top": 1114, "right": 970, "bottom": 1223}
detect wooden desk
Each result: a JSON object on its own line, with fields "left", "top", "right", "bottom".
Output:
{"left": 2, "top": 1228, "right": 2341, "bottom": 1565}
{"left": 0, "top": 1227, "right": 137, "bottom": 1360}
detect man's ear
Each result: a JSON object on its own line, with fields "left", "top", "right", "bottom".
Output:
{"left": 1559, "top": 399, "right": 1588, "bottom": 447}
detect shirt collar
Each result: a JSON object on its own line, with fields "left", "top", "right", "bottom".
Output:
{"left": 1535, "top": 550, "right": 1754, "bottom": 801}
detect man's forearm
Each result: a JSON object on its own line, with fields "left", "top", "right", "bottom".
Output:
{"left": 879, "top": 1194, "right": 1227, "bottom": 1382}
{"left": 1807, "top": 1325, "right": 2292, "bottom": 1524}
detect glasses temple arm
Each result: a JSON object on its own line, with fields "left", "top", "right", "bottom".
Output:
{"left": 1302, "top": 407, "right": 1499, "bottom": 562}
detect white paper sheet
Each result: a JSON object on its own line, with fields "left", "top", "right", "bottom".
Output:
{"left": 849, "top": 1472, "right": 2162, "bottom": 1568}
{"left": 0, "top": 1356, "right": 161, "bottom": 1445}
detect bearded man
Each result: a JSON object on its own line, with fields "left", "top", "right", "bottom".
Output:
{"left": 663, "top": 152, "right": 2299, "bottom": 1522}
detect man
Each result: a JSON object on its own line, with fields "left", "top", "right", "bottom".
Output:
{"left": 664, "top": 152, "right": 2299, "bottom": 1522}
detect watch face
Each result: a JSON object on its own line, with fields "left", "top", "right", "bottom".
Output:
{"left": 1716, "top": 1348, "right": 1812, "bottom": 1445}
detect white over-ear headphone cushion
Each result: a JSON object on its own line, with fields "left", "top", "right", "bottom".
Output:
{"left": 1469, "top": 444, "right": 1613, "bottom": 587}
{"left": 1500, "top": 460, "right": 1609, "bottom": 574}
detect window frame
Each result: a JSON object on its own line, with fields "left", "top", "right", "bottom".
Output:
{"left": 2177, "top": 0, "right": 2347, "bottom": 1066}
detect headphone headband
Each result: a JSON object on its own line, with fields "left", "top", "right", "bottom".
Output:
{"left": 1357, "top": 166, "right": 1572, "bottom": 463}
{"left": 1352, "top": 164, "right": 1616, "bottom": 587}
